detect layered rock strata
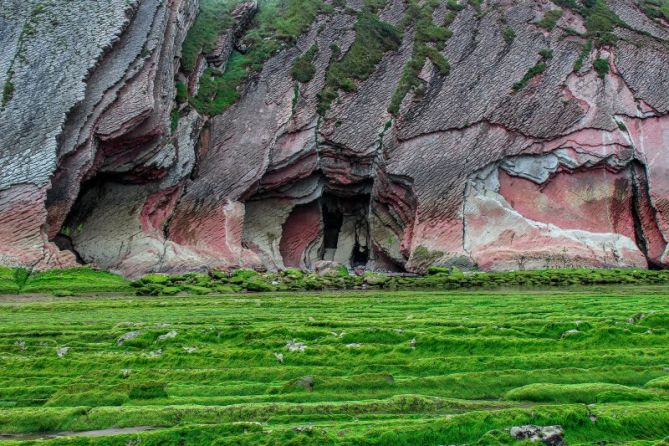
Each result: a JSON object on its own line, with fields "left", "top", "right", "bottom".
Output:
{"left": 1, "top": 0, "right": 669, "bottom": 277}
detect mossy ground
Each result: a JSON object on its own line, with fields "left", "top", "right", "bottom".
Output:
{"left": 0, "top": 285, "right": 668, "bottom": 444}
{"left": 0, "top": 268, "right": 130, "bottom": 296}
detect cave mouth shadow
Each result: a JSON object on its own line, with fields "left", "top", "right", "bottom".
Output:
{"left": 47, "top": 174, "right": 115, "bottom": 264}
{"left": 320, "top": 192, "right": 371, "bottom": 268}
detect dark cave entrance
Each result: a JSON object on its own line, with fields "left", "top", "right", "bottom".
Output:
{"left": 245, "top": 174, "right": 380, "bottom": 271}
{"left": 319, "top": 192, "right": 370, "bottom": 267}
{"left": 47, "top": 170, "right": 134, "bottom": 266}
{"left": 47, "top": 175, "right": 112, "bottom": 264}
{"left": 322, "top": 198, "right": 344, "bottom": 253}
{"left": 351, "top": 240, "right": 369, "bottom": 267}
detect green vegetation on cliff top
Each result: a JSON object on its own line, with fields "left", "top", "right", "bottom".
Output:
{"left": 640, "top": 0, "right": 669, "bottom": 21}
{"left": 181, "top": 0, "right": 631, "bottom": 117}
{"left": 181, "top": 0, "right": 239, "bottom": 72}
{"left": 0, "top": 286, "right": 668, "bottom": 444}
{"left": 553, "top": 0, "right": 625, "bottom": 46}
{"left": 536, "top": 8, "right": 564, "bottom": 30}
{"left": 318, "top": 11, "right": 401, "bottom": 114}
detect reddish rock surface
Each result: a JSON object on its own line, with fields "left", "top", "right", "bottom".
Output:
{"left": 280, "top": 202, "right": 323, "bottom": 269}
{"left": 498, "top": 168, "right": 637, "bottom": 240}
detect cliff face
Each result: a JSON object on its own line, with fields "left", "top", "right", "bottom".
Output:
{"left": 2, "top": 0, "right": 669, "bottom": 277}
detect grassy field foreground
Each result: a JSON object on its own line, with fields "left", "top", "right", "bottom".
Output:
{"left": 0, "top": 287, "right": 669, "bottom": 444}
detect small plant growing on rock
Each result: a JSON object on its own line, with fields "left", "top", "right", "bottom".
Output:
{"left": 502, "top": 27, "right": 515, "bottom": 44}
{"left": 290, "top": 45, "right": 318, "bottom": 83}
{"left": 447, "top": 0, "right": 464, "bottom": 11}
{"left": 539, "top": 48, "right": 553, "bottom": 59}
{"left": 175, "top": 81, "right": 188, "bottom": 104}
{"left": 573, "top": 40, "right": 593, "bottom": 72}
{"left": 2, "top": 79, "right": 14, "bottom": 108}
{"left": 593, "top": 57, "right": 609, "bottom": 78}
{"left": 512, "top": 48, "right": 553, "bottom": 92}
{"left": 536, "top": 9, "right": 564, "bottom": 30}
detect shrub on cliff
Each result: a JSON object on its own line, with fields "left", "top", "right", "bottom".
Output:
{"left": 290, "top": 45, "right": 318, "bottom": 83}
{"left": 593, "top": 58, "right": 610, "bottom": 78}
{"left": 640, "top": 0, "right": 669, "bottom": 21}
{"left": 181, "top": 0, "right": 237, "bottom": 72}
{"left": 502, "top": 27, "right": 515, "bottom": 44}
{"left": 536, "top": 9, "right": 564, "bottom": 30}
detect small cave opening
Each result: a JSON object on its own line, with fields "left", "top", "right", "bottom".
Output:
{"left": 319, "top": 192, "right": 370, "bottom": 268}
{"left": 47, "top": 174, "right": 116, "bottom": 264}
{"left": 350, "top": 240, "right": 369, "bottom": 268}
{"left": 240, "top": 174, "right": 387, "bottom": 271}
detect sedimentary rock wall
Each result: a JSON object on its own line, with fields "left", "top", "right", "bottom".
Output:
{"left": 0, "top": 0, "right": 199, "bottom": 272}
{"left": 1, "top": 0, "right": 669, "bottom": 277}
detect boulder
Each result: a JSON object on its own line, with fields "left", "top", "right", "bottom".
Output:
{"left": 509, "top": 425, "right": 565, "bottom": 446}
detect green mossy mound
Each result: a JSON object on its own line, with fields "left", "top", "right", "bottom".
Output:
{"left": 130, "top": 267, "right": 669, "bottom": 296}
{"left": 0, "top": 267, "right": 130, "bottom": 295}
{"left": 505, "top": 382, "right": 658, "bottom": 404}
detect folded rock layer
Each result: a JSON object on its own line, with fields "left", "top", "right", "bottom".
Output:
{"left": 1, "top": 0, "right": 668, "bottom": 277}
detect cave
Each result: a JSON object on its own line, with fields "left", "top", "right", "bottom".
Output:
{"left": 47, "top": 174, "right": 112, "bottom": 264}
{"left": 272, "top": 187, "right": 372, "bottom": 270}
{"left": 319, "top": 192, "right": 370, "bottom": 267}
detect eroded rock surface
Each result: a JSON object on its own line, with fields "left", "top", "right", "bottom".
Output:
{"left": 2, "top": 0, "right": 669, "bottom": 277}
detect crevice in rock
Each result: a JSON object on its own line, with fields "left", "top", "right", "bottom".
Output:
{"left": 630, "top": 160, "right": 667, "bottom": 268}
{"left": 51, "top": 233, "right": 85, "bottom": 265}
{"left": 188, "top": 121, "right": 209, "bottom": 181}
{"left": 322, "top": 195, "right": 344, "bottom": 257}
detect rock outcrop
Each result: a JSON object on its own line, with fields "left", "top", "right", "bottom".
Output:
{"left": 2, "top": 0, "right": 669, "bottom": 277}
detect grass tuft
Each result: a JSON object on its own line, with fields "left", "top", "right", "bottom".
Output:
{"left": 290, "top": 44, "right": 318, "bottom": 83}
{"left": 536, "top": 8, "right": 564, "bottom": 30}
{"left": 593, "top": 57, "right": 610, "bottom": 78}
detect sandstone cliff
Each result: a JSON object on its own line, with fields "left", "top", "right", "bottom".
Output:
{"left": 1, "top": 0, "right": 669, "bottom": 277}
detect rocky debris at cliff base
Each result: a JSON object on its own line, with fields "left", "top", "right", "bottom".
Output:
{"left": 314, "top": 261, "right": 346, "bottom": 276}
{"left": 128, "top": 267, "right": 669, "bottom": 296}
